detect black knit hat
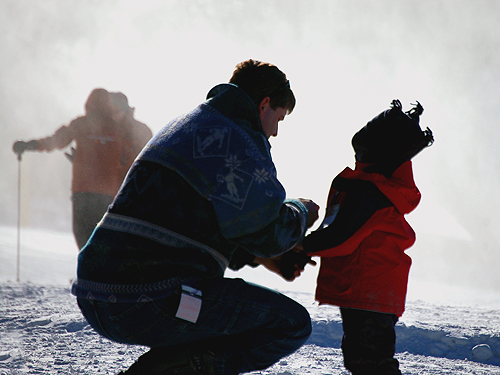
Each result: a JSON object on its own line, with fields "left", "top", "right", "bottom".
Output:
{"left": 352, "top": 99, "right": 434, "bottom": 177}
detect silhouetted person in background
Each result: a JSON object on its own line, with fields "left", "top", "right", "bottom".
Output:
{"left": 12, "top": 88, "right": 152, "bottom": 250}
{"left": 110, "top": 91, "right": 153, "bottom": 183}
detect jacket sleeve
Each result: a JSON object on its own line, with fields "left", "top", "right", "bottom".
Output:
{"left": 36, "top": 119, "right": 80, "bottom": 152}
{"left": 228, "top": 198, "right": 309, "bottom": 266}
{"left": 307, "top": 208, "right": 408, "bottom": 258}
{"left": 303, "top": 177, "right": 393, "bottom": 256}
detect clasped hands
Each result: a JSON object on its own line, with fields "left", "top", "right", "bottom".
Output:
{"left": 255, "top": 246, "right": 316, "bottom": 281}
{"left": 255, "top": 197, "right": 320, "bottom": 281}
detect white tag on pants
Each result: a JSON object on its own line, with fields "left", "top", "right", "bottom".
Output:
{"left": 175, "top": 285, "right": 202, "bottom": 323}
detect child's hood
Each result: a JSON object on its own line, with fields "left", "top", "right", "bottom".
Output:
{"left": 344, "top": 160, "right": 421, "bottom": 215}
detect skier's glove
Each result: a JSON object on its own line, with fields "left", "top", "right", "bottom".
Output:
{"left": 13, "top": 140, "right": 39, "bottom": 156}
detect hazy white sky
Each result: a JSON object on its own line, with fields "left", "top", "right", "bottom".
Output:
{"left": 1, "top": 0, "right": 499, "bottom": 291}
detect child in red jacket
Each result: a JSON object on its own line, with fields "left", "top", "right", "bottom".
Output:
{"left": 282, "top": 100, "right": 434, "bottom": 374}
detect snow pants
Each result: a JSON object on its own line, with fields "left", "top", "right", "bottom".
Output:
{"left": 340, "top": 307, "right": 401, "bottom": 375}
{"left": 72, "top": 192, "right": 113, "bottom": 250}
{"left": 77, "top": 277, "right": 311, "bottom": 375}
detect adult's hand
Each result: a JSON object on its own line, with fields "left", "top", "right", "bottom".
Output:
{"left": 279, "top": 249, "right": 317, "bottom": 281}
{"left": 255, "top": 250, "right": 316, "bottom": 282}
{"left": 255, "top": 256, "right": 282, "bottom": 275}
{"left": 297, "top": 198, "right": 320, "bottom": 228}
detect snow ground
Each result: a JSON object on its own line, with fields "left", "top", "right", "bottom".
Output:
{"left": 1, "top": 225, "right": 500, "bottom": 374}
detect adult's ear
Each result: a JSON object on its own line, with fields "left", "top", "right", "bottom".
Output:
{"left": 258, "top": 96, "right": 271, "bottom": 115}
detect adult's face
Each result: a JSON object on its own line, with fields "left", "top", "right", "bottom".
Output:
{"left": 258, "top": 97, "right": 288, "bottom": 139}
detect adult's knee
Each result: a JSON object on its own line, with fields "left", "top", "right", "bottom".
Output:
{"left": 297, "top": 302, "right": 312, "bottom": 335}
{"left": 284, "top": 298, "right": 312, "bottom": 344}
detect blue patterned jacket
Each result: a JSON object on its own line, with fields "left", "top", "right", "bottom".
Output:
{"left": 72, "top": 84, "right": 308, "bottom": 302}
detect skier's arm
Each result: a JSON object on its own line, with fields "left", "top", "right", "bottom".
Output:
{"left": 35, "top": 122, "right": 77, "bottom": 152}
{"left": 13, "top": 120, "right": 79, "bottom": 156}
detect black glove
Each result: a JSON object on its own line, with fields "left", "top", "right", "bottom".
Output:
{"left": 13, "top": 140, "right": 38, "bottom": 156}
{"left": 279, "top": 250, "right": 313, "bottom": 281}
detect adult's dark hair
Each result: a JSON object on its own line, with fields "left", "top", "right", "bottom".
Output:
{"left": 229, "top": 59, "right": 296, "bottom": 113}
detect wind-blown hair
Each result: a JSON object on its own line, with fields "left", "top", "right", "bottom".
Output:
{"left": 352, "top": 99, "right": 434, "bottom": 177}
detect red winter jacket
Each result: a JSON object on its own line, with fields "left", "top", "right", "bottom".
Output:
{"left": 36, "top": 115, "right": 152, "bottom": 197}
{"left": 303, "top": 161, "right": 420, "bottom": 316}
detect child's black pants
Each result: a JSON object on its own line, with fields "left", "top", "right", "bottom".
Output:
{"left": 340, "top": 307, "right": 401, "bottom": 375}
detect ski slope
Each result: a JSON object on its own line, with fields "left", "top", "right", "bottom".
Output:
{"left": 1, "top": 225, "right": 500, "bottom": 374}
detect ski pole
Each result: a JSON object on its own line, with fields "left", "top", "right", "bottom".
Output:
{"left": 16, "top": 151, "right": 22, "bottom": 282}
